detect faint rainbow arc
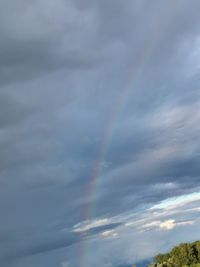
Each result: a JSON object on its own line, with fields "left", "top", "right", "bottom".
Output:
{"left": 79, "top": 6, "right": 177, "bottom": 266}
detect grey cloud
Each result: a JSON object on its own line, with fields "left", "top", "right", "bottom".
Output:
{"left": 0, "top": 93, "right": 30, "bottom": 128}
{"left": 1, "top": 1, "right": 200, "bottom": 266}
{"left": 0, "top": 0, "right": 99, "bottom": 84}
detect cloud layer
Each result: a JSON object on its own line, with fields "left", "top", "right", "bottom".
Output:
{"left": 1, "top": 1, "right": 200, "bottom": 266}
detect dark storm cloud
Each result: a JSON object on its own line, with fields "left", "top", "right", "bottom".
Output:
{"left": 0, "top": 0, "right": 99, "bottom": 84}
{"left": 1, "top": 0, "right": 200, "bottom": 267}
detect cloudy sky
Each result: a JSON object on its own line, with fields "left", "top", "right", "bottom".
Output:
{"left": 1, "top": 0, "right": 200, "bottom": 266}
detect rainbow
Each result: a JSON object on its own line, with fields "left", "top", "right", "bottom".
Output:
{"left": 78, "top": 7, "right": 176, "bottom": 265}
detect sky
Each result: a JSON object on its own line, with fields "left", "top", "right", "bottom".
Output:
{"left": 1, "top": 0, "right": 200, "bottom": 266}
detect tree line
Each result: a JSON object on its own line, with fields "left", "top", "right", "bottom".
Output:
{"left": 149, "top": 241, "right": 200, "bottom": 267}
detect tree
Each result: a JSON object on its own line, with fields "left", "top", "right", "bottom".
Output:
{"left": 151, "top": 241, "right": 200, "bottom": 267}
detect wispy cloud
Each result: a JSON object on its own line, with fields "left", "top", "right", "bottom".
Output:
{"left": 72, "top": 218, "right": 112, "bottom": 233}
{"left": 150, "top": 191, "right": 200, "bottom": 211}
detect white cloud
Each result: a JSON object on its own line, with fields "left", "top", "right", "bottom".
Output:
{"left": 101, "top": 229, "right": 119, "bottom": 238}
{"left": 141, "top": 219, "right": 195, "bottom": 231}
{"left": 140, "top": 219, "right": 176, "bottom": 231}
{"left": 160, "top": 219, "right": 176, "bottom": 230}
{"left": 142, "top": 220, "right": 161, "bottom": 229}
{"left": 150, "top": 191, "right": 200, "bottom": 211}
{"left": 72, "top": 218, "right": 111, "bottom": 233}
{"left": 177, "top": 221, "right": 194, "bottom": 227}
